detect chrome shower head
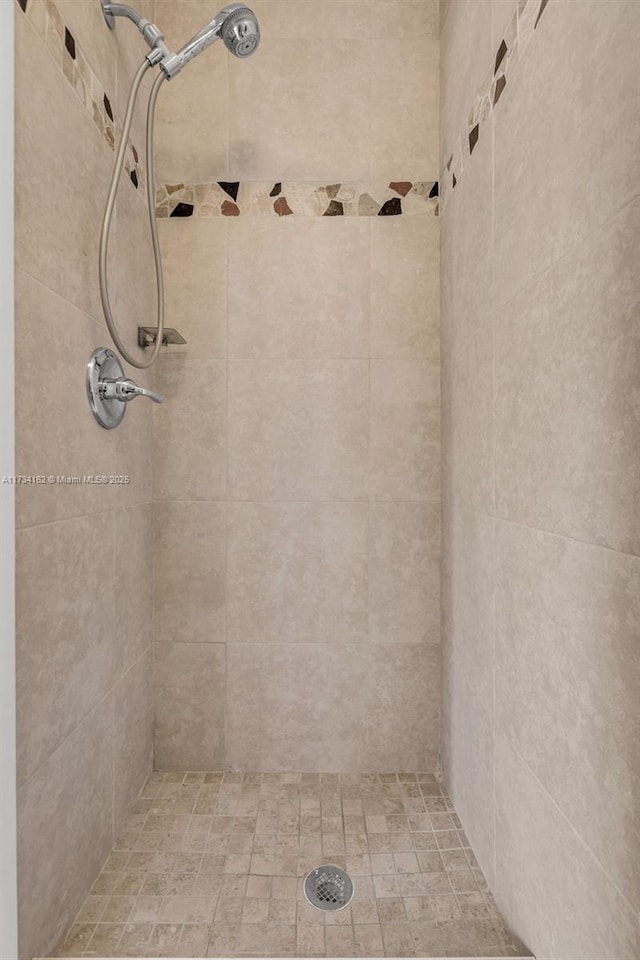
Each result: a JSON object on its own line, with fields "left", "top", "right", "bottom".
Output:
{"left": 220, "top": 5, "right": 260, "bottom": 58}
{"left": 160, "top": 3, "right": 260, "bottom": 77}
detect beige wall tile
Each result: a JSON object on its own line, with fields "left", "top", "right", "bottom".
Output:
{"left": 228, "top": 40, "right": 371, "bottom": 181}
{"left": 17, "top": 513, "right": 117, "bottom": 786}
{"left": 227, "top": 643, "right": 439, "bottom": 771}
{"left": 228, "top": 218, "right": 370, "bottom": 359}
{"left": 495, "top": 196, "right": 640, "bottom": 554}
{"left": 15, "top": 11, "right": 113, "bottom": 322}
{"left": 370, "top": 359, "right": 440, "bottom": 501}
{"left": 250, "top": 1, "right": 371, "bottom": 41}
{"left": 158, "top": 218, "right": 227, "bottom": 361}
{"left": 115, "top": 503, "right": 153, "bottom": 675}
{"left": 371, "top": 216, "right": 439, "bottom": 361}
{"left": 114, "top": 0, "right": 155, "bottom": 123}
{"left": 369, "top": 502, "right": 440, "bottom": 644}
{"left": 154, "top": 641, "right": 226, "bottom": 769}
{"left": 113, "top": 187, "right": 160, "bottom": 369}
{"left": 494, "top": 732, "right": 640, "bottom": 960}
{"left": 154, "top": 501, "right": 226, "bottom": 644}
{"left": 490, "top": 0, "right": 516, "bottom": 50}
{"left": 228, "top": 360, "right": 368, "bottom": 501}
{"left": 439, "top": 0, "right": 491, "bottom": 168}
{"left": 441, "top": 507, "right": 494, "bottom": 705}
{"left": 154, "top": 357, "right": 227, "bottom": 501}
{"left": 56, "top": 0, "right": 117, "bottom": 95}
{"left": 113, "top": 648, "right": 153, "bottom": 835}
{"left": 494, "top": 0, "right": 640, "bottom": 309}
{"left": 442, "top": 672, "right": 494, "bottom": 889}
{"left": 440, "top": 131, "right": 492, "bottom": 514}
{"left": 15, "top": 271, "right": 152, "bottom": 529}
{"left": 18, "top": 697, "right": 114, "bottom": 960}
{"left": 228, "top": 501, "right": 368, "bottom": 644}
{"left": 496, "top": 521, "right": 640, "bottom": 913}
{"left": 154, "top": 0, "right": 229, "bottom": 182}
{"left": 371, "top": 35, "right": 439, "bottom": 180}
{"left": 372, "top": 1, "right": 439, "bottom": 41}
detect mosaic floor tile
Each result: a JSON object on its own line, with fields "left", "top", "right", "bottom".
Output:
{"left": 56, "top": 772, "right": 530, "bottom": 958}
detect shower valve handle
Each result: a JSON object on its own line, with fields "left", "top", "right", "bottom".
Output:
{"left": 100, "top": 377, "right": 164, "bottom": 404}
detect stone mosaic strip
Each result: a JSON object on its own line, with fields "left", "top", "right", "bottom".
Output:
{"left": 439, "top": 0, "right": 550, "bottom": 208}
{"left": 156, "top": 180, "right": 439, "bottom": 219}
{"left": 17, "top": 0, "right": 144, "bottom": 195}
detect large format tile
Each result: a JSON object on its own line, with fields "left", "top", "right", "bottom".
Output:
{"left": 370, "top": 360, "right": 440, "bottom": 501}
{"left": 154, "top": 358, "right": 227, "bottom": 501}
{"left": 494, "top": 0, "right": 640, "bottom": 308}
{"left": 17, "top": 512, "right": 117, "bottom": 786}
{"left": 228, "top": 39, "right": 371, "bottom": 181}
{"left": 115, "top": 503, "right": 153, "bottom": 676}
{"left": 227, "top": 501, "right": 368, "bottom": 644}
{"left": 15, "top": 271, "right": 153, "bottom": 530}
{"left": 369, "top": 501, "right": 440, "bottom": 645}
{"left": 154, "top": 0, "right": 229, "bottom": 182}
{"left": 439, "top": 0, "right": 491, "bottom": 168}
{"left": 441, "top": 506, "right": 494, "bottom": 708}
{"left": 495, "top": 196, "right": 640, "bottom": 554}
{"left": 371, "top": 35, "right": 439, "bottom": 180}
{"left": 154, "top": 641, "right": 226, "bottom": 770}
{"left": 157, "top": 218, "right": 228, "bottom": 361}
{"left": 371, "top": 215, "right": 439, "bottom": 361}
{"left": 227, "top": 643, "right": 439, "bottom": 771}
{"left": 495, "top": 732, "right": 639, "bottom": 960}
{"left": 113, "top": 647, "right": 153, "bottom": 836}
{"left": 250, "top": 0, "right": 371, "bottom": 41}
{"left": 442, "top": 672, "right": 495, "bottom": 890}
{"left": 17, "top": 696, "right": 114, "bottom": 960}
{"left": 440, "top": 130, "right": 493, "bottom": 514}
{"left": 56, "top": 0, "right": 117, "bottom": 96}
{"left": 154, "top": 501, "right": 226, "bottom": 645}
{"left": 228, "top": 360, "right": 368, "bottom": 501}
{"left": 228, "top": 218, "right": 369, "bottom": 359}
{"left": 113, "top": 183, "right": 160, "bottom": 369}
{"left": 491, "top": 0, "right": 516, "bottom": 50}
{"left": 496, "top": 521, "right": 640, "bottom": 913}
{"left": 15, "top": 11, "right": 113, "bottom": 322}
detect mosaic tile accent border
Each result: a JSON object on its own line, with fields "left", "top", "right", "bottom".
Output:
{"left": 156, "top": 180, "right": 439, "bottom": 219}
{"left": 17, "top": 0, "right": 144, "bottom": 194}
{"left": 439, "top": 0, "right": 550, "bottom": 208}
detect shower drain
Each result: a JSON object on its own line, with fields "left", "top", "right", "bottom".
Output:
{"left": 304, "top": 865, "right": 354, "bottom": 911}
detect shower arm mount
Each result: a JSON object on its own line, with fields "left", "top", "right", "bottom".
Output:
{"left": 100, "top": 1, "right": 169, "bottom": 60}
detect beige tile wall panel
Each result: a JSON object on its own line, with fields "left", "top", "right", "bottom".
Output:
{"left": 497, "top": 520, "right": 640, "bottom": 913}
{"left": 495, "top": 196, "right": 640, "bottom": 555}
{"left": 495, "top": 733, "right": 640, "bottom": 960}
{"left": 154, "top": 641, "right": 226, "bottom": 769}
{"left": 228, "top": 218, "right": 370, "bottom": 360}
{"left": 227, "top": 501, "right": 368, "bottom": 645}
{"left": 154, "top": 501, "right": 227, "bottom": 645}
{"left": 494, "top": 0, "right": 640, "bottom": 310}
{"left": 227, "top": 643, "right": 439, "bottom": 772}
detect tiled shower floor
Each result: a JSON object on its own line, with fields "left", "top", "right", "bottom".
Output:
{"left": 58, "top": 772, "right": 528, "bottom": 959}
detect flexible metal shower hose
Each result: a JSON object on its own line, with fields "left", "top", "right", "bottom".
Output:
{"left": 99, "top": 58, "right": 166, "bottom": 369}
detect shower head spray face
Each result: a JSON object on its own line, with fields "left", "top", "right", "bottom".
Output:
{"left": 160, "top": 3, "right": 260, "bottom": 77}
{"left": 220, "top": 6, "right": 260, "bottom": 58}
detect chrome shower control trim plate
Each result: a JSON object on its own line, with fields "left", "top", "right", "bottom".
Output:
{"left": 87, "top": 347, "right": 164, "bottom": 429}
{"left": 87, "top": 347, "right": 126, "bottom": 429}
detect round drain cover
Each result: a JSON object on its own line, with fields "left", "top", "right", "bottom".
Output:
{"left": 304, "top": 864, "right": 354, "bottom": 911}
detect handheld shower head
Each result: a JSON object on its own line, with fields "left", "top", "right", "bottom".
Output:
{"left": 220, "top": 6, "right": 260, "bottom": 58}
{"left": 160, "top": 3, "right": 260, "bottom": 77}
